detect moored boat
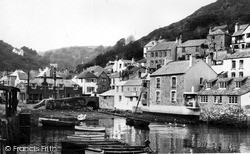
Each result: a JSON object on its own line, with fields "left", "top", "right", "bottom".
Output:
{"left": 41, "top": 119, "right": 75, "bottom": 128}
{"left": 75, "top": 125, "right": 106, "bottom": 132}
{"left": 126, "top": 118, "right": 150, "bottom": 128}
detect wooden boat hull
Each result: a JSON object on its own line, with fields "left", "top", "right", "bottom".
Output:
{"left": 126, "top": 118, "right": 150, "bottom": 128}
{"left": 41, "top": 119, "right": 75, "bottom": 128}
{"left": 75, "top": 126, "right": 105, "bottom": 132}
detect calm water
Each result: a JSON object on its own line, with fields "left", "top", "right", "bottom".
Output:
{"left": 19, "top": 117, "right": 250, "bottom": 153}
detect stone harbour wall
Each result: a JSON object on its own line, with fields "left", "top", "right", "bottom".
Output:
{"left": 45, "top": 96, "right": 99, "bottom": 110}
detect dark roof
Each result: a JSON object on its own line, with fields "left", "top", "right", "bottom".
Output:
{"left": 129, "top": 66, "right": 146, "bottom": 73}
{"left": 136, "top": 58, "right": 146, "bottom": 63}
{"left": 151, "top": 60, "right": 190, "bottom": 76}
{"left": 178, "top": 39, "right": 207, "bottom": 47}
{"left": 198, "top": 77, "right": 250, "bottom": 96}
{"left": 30, "top": 78, "right": 77, "bottom": 87}
{"left": 226, "top": 49, "right": 250, "bottom": 59}
{"left": 232, "top": 24, "right": 249, "bottom": 36}
{"left": 148, "top": 41, "right": 176, "bottom": 51}
{"left": 208, "top": 25, "right": 229, "bottom": 35}
{"left": 77, "top": 71, "right": 97, "bottom": 79}
{"left": 212, "top": 25, "right": 228, "bottom": 31}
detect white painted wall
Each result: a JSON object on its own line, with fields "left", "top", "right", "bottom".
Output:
{"left": 212, "top": 57, "right": 250, "bottom": 77}
{"left": 113, "top": 81, "right": 127, "bottom": 110}
{"left": 241, "top": 92, "right": 250, "bottom": 108}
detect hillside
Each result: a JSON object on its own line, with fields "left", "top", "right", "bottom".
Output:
{"left": 42, "top": 45, "right": 111, "bottom": 71}
{"left": 81, "top": 0, "right": 250, "bottom": 69}
{"left": 0, "top": 40, "right": 48, "bottom": 71}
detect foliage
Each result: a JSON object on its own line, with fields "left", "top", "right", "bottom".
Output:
{"left": 81, "top": 0, "right": 250, "bottom": 70}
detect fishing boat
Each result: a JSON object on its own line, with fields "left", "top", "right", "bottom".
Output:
{"left": 126, "top": 118, "right": 150, "bottom": 128}
{"left": 75, "top": 126, "right": 106, "bottom": 132}
{"left": 40, "top": 119, "right": 75, "bottom": 128}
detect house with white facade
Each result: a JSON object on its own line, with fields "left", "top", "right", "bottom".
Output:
{"left": 232, "top": 23, "right": 250, "bottom": 50}
{"left": 74, "top": 71, "right": 98, "bottom": 96}
{"left": 7, "top": 70, "right": 28, "bottom": 87}
{"left": 12, "top": 48, "right": 24, "bottom": 56}
{"left": 212, "top": 49, "right": 250, "bottom": 78}
{"left": 113, "top": 59, "right": 134, "bottom": 73}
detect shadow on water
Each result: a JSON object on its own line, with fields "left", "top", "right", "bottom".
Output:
{"left": 19, "top": 117, "right": 250, "bottom": 154}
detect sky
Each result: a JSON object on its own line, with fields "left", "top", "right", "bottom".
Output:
{"left": 0, "top": 0, "right": 216, "bottom": 51}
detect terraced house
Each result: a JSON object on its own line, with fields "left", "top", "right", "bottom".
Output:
{"left": 142, "top": 57, "right": 217, "bottom": 116}
{"left": 198, "top": 77, "right": 250, "bottom": 113}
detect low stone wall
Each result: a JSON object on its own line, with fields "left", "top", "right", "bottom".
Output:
{"left": 200, "top": 107, "right": 248, "bottom": 127}
{"left": 45, "top": 96, "right": 99, "bottom": 110}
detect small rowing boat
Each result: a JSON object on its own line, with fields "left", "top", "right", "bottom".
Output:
{"left": 40, "top": 119, "right": 75, "bottom": 128}
{"left": 75, "top": 126, "right": 106, "bottom": 132}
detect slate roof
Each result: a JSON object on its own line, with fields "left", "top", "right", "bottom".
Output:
{"left": 145, "top": 40, "right": 156, "bottom": 47}
{"left": 212, "top": 25, "right": 228, "bottom": 31}
{"left": 198, "top": 77, "right": 250, "bottom": 96}
{"left": 149, "top": 41, "right": 176, "bottom": 51}
{"left": 232, "top": 24, "right": 249, "bottom": 36}
{"left": 136, "top": 58, "right": 146, "bottom": 63}
{"left": 87, "top": 65, "right": 108, "bottom": 76}
{"left": 178, "top": 39, "right": 207, "bottom": 47}
{"left": 99, "top": 89, "right": 115, "bottom": 96}
{"left": 124, "top": 79, "right": 142, "bottom": 86}
{"left": 208, "top": 25, "right": 230, "bottom": 35}
{"left": 30, "top": 78, "right": 77, "bottom": 87}
{"left": 105, "top": 65, "right": 113, "bottom": 70}
{"left": 17, "top": 72, "right": 28, "bottom": 80}
{"left": 151, "top": 60, "right": 190, "bottom": 76}
{"left": 226, "top": 49, "right": 250, "bottom": 59}
{"left": 77, "top": 71, "right": 97, "bottom": 79}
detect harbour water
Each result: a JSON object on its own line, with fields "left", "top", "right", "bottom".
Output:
{"left": 19, "top": 117, "right": 250, "bottom": 153}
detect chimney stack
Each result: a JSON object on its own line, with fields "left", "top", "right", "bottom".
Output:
{"left": 235, "top": 23, "right": 240, "bottom": 32}
{"left": 189, "top": 55, "right": 196, "bottom": 67}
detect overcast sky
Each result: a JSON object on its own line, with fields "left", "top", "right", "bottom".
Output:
{"left": 0, "top": 0, "right": 216, "bottom": 51}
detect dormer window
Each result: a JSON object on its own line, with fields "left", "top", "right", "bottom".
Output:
{"left": 219, "top": 82, "right": 227, "bottom": 89}
{"left": 206, "top": 82, "right": 212, "bottom": 89}
{"left": 235, "top": 81, "right": 241, "bottom": 88}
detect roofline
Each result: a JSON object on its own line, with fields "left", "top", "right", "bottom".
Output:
{"left": 150, "top": 73, "right": 185, "bottom": 77}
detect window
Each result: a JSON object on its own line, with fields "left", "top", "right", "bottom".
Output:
{"left": 104, "top": 96, "right": 107, "bottom": 99}
{"left": 130, "top": 97, "right": 133, "bottom": 102}
{"left": 151, "top": 52, "right": 154, "bottom": 58}
{"left": 231, "top": 72, "right": 236, "bottom": 77}
{"left": 116, "top": 86, "right": 119, "bottom": 92}
{"left": 247, "top": 33, "right": 250, "bottom": 38}
{"left": 133, "top": 87, "right": 136, "bottom": 91}
{"left": 182, "top": 47, "right": 185, "bottom": 53}
{"left": 86, "top": 78, "right": 96, "bottom": 83}
{"left": 171, "top": 76, "right": 177, "bottom": 88}
{"left": 127, "top": 87, "right": 130, "bottom": 91}
{"left": 155, "top": 52, "right": 158, "bottom": 57}
{"left": 206, "top": 82, "right": 212, "bottom": 89}
{"left": 119, "top": 95, "right": 122, "bottom": 101}
{"left": 214, "top": 96, "right": 222, "bottom": 104}
{"left": 229, "top": 96, "right": 238, "bottom": 104}
{"left": 159, "top": 60, "right": 162, "bottom": 65}
{"left": 156, "top": 78, "right": 161, "bottom": 88}
{"left": 73, "top": 85, "right": 78, "bottom": 90}
{"left": 201, "top": 96, "right": 208, "bottom": 103}
{"left": 121, "top": 86, "right": 123, "bottom": 92}
{"left": 150, "top": 60, "right": 154, "bottom": 66}
{"left": 143, "top": 92, "right": 147, "bottom": 99}
{"left": 155, "top": 60, "right": 158, "bottom": 64}
{"left": 159, "top": 51, "right": 162, "bottom": 57}
{"left": 156, "top": 91, "right": 160, "bottom": 102}
{"left": 232, "top": 60, "right": 236, "bottom": 69}
{"left": 163, "top": 51, "right": 167, "bottom": 57}
{"left": 239, "top": 72, "right": 244, "bottom": 77}
{"left": 219, "top": 82, "right": 227, "bottom": 89}
{"left": 143, "top": 82, "right": 148, "bottom": 88}
{"left": 239, "top": 60, "right": 244, "bottom": 69}
{"left": 170, "top": 90, "right": 176, "bottom": 102}
{"left": 236, "top": 81, "right": 241, "bottom": 88}
{"left": 31, "top": 83, "right": 37, "bottom": 89}
{"left": 87, "top": 87, "right": 95, "bottom": 92}
{"left": 101, "top": 78, "right": 107, "bottom": 82}
{"left": 119, "top": 64, "right": 122, "bottom": 69}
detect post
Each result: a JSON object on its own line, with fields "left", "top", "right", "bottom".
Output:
{"left": 53, "top": 67, "right": 57, "bottom": 99}
{"left": 26, "top": 70, "right": 30, "bottom": 103}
